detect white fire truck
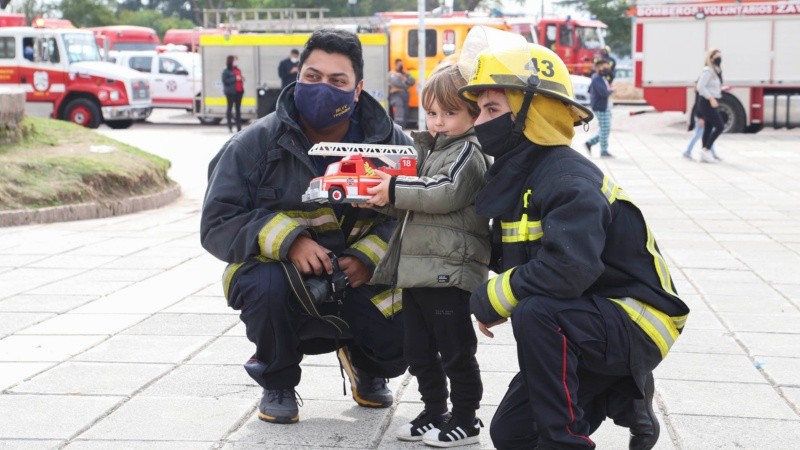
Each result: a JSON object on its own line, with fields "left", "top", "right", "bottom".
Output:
{"left": 0, "top": 26, "right": 152, "bottom": 128}
{"left": 632, "top": 0, "right": 800, "bottom": 132}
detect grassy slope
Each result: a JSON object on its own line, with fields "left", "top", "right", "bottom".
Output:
{"left": 0, "top": 117, "right": 173, "bottom": 211}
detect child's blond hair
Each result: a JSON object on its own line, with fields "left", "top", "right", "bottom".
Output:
{"left": 421, "top": 64, "right": 480, "bottom": 118}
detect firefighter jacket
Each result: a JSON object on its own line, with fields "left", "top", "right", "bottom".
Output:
{"left": 470, "top": 141, "right": 690, "bottom": 359}
{"left": 200, "top": 85, "right": 413, "bottom": 318}
{"left": 371, "top": 130, "right": 491, "bottom": 292}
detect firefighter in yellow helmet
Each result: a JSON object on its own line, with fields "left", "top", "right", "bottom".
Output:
{"left": 458, "top": 42, "right": 690, "bottom": 449}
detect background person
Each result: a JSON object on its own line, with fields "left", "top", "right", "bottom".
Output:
{"left": 201, "top": 28, "right": 412, "bottom": 426}
{"left": 457, "top": 40, "right": 690, "bottom": 450}
{"left": 696, "top": 48, "right": 725, "bottom": 164}
{"left": 684, "top": 92, "right": 720, "bottom": 161}
{"left": 278, "top": 49, "right": 300, "bottom": 89}
{"left": 221, "top": 55, "right": 244, "bottom": 132}
{"left": 367, "top": 64, "right": 490, "bottom": 447}
{"left": 388, "top": 58, "right": 415, "bottom": 128}
{"left": 585, "top": 59, "right": 614, "bottom": 158}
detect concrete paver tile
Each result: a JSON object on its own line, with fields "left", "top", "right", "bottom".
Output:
{"left": 25, "top": 255, "right": 119, "bottom": 270}
{"left": 662, "top": 249, "right": 746, "bottom": 270}
{"left": 719, "top": 312, "right": 800, "bottom": 333}
{"left": 0, "top": 362, "right": 54, "bottom": 391}
{"left": 677, "top": 310, "right": 726, "bottom": 330}
{"left": 121, "top": 313, "right": 238, "bottom": 336}
{"left": 784, "top": 387, "right": 800, "bottom": 412}
{"left": 73, "top": 334, "right": 212, "bottom": 364}
{"left": 0, "top": 335, "right": 106, "bottom": 362}
{"left": 223, "top": 322, "right": 246, "bottom": 337}
{"left": 99, "top": 255, "right": 194, "bottom": 270}
{"left": 194, "top": 283, "right": 224, "bottom": 298}
{"left": 0, "top": 440, "right": 63, "bottom": 449}
{"left": 0, "top": 394, "right": 122, "bottom": 439}
{"left": 162, "top": 296, "right": 232, "bottom": 315}
{"left": 187, "top": 336, "right": 254, "bottom": 366}
{"left": 78, "top": 396, "right": 253, "bottom": 441}
{"left": 750, "top": 356, "right": 800, "bottom": 388}
{"left": 26, "top": 280, "right": 133, "bottom": 297}
{"left": 0, "top": 254, "right": 48, "bottom": 268}
{"left": 18, "top": 313, "right": 148, "bottom": 335}
{"left": 669, "top": 414, "right": 800, "bottom": 449}
{"left": 10, "top": 362, "right": 171, "bottom": 396}
{"left": 476, "top": 342, "right": 519, "bottom": 374}
{"left": 0, "top": 312, "right": 55, "bottom": 336}
{"left": 705, "top": 294, "right": 797, "bottom": 314}
{"left": 0, "top": 294, "right": 97, "bottom": 314}
{"left": 736, "top": 331, "right": 800, "bottom": 358}
{"left": 65, "top": 441, "right": 212, "bottom": 450}
{"left": 140, "top": 364, "right": 255, "bottom": 399}
{"left": 67, "top": 269, "right": 162, "bottom": 283}
{"left": 657, "top": 379, "right": 797, "bottom": 419}
{"left": 654, "top": 352, "right": 766, "bottom": 384}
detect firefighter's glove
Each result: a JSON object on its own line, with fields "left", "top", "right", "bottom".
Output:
{"left": 470, "top": 269, "right": 519, "bottom": 325}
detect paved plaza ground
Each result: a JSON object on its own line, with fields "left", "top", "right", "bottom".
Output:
{"left": 1, "top": 107, "right": 799, "bottom": 449}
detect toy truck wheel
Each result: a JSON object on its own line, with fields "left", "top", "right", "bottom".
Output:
{"left": 63, "top": 98, "right": 101, "bottom": 129}
{"left": 328, "top": 187, "right": 346, "bottom": 204}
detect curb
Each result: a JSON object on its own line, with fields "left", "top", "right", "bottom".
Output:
{"left": 0, "top": 183, "right": 182, "bottom": 227}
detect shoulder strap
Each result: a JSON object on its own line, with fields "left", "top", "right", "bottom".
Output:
{"left": 279, "top": 262, "right": 350, "bottom": 336}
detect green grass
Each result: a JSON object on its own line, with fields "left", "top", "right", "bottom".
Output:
{"left": 0, "top": 117, "right": 173, "bottom": 210}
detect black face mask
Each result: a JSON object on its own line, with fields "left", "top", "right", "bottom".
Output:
{"left": 474, "top": 112, "right": 515, "bottom": 157}
{"left": 713, "top": 56, "right": 722, "bottom": 66}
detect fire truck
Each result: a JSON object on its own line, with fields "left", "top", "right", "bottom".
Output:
{"left": 89, "top": 25, "right": 160, "bottom": 54}
{"left": 631, "top": 0, "right": 800, "bottom": 132}
{"left": 0, "top": 26, "right": 152, "bottom": 128}
{"left": 302, "top": 143, "right": 418, "bottom": 204}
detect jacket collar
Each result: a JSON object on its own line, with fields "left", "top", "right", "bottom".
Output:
{"left": 411, "top": 129, "right": 478, "bottom": 153}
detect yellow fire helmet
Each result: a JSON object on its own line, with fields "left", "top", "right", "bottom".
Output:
{"left": 458, "top": 42, "right": 594, "bottom": 127}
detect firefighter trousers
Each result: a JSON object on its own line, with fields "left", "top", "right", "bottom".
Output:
{"left": 227, "top": 261, "right": 407, "bottom": 390}
{"left": 490, "top": 294, "right": 661, "bottom": 449}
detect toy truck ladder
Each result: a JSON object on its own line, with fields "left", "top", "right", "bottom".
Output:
{"left": 309, "top": 142, "right": 417, "bottom": 167}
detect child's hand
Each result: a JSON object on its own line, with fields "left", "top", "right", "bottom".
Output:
{"left": 365, "top": 170, "right": 392, "bottom": 207}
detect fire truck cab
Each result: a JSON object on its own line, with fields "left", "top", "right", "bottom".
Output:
{"left": 537, "top": 17, "right": 607, "bottom": 77}
{"left": 0, "top": 27, "right": 152, "bottom": 128}
{"left": 302, "top": 143, "right": 418, "bottom": 204}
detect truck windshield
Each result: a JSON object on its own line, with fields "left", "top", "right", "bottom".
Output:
{"left": 64, "top": 33, "right": 101, "bottom": 63}
{"left": 577, "top": 27, "right": 604, "bottom": 50}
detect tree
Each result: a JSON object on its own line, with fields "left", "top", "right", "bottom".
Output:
{"left": 60, "top": 0, "right": 116, "bottom": 27}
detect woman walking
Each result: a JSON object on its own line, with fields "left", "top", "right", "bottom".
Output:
{"left": 222, "top": 55, "right": 244, "bottom": 132}
{"left": 695, "top": 49, "right": 724, "bottom": 163}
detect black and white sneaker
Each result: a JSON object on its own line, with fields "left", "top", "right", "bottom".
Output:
{"left": 396, "top": 409, "right": 448, "bottom": 441}
{"left": 422, "top": 414, "right": 483, "bottom": 447}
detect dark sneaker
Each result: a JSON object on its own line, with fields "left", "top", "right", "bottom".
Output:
{"left": 422, "top": 414, "right": 483, "bottom": 447}
{"left": 258, "top": 388, "right": 301, "bottom": 424}
{"left": 396, "top": 409, "right": 449, "bottom": 442}
{"left": 600, "top": 152, "right": 614, "bottom": 158}
{"left": 584, "top": 141, "right": 592, "bottom": 155}
{"left": 337, "top": 347, "right": 394, "bottom": 408}
{"left": 629, "top": 374, "right": 659, "bottom": 450}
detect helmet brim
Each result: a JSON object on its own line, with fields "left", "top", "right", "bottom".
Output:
{"left": 458, "top": 84, "right": 594, "bottom": 126}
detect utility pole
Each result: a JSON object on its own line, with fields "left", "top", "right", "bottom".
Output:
{"left": 417, "top": 0, "right": 426, "bottom": 130}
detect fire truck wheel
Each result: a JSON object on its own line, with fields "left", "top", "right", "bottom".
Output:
{"left": 106, "top": 120, "right": 134, "bottom": 130}
{"left": 718, "top": 93, "right": 746, "bottom": 134}
{"left": 63, "top": 98, "right": 101, "bottom": 129}
{"left": 328, "top": 187, "right": 346, "bottom": 204}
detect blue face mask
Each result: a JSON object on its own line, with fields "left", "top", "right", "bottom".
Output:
{"left": 294, "top": 82, "right": 357, "bottom": 130}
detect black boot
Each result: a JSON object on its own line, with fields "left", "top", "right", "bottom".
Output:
{"left": 628, "top": 373, "right": 659, "bottom": 450}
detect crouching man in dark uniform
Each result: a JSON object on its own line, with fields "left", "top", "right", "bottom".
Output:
{"left": 200, "top": 28, "right": 411, "bottom": 424}
{"left": 457, "top": 37, "right": 690, "bottom": 449}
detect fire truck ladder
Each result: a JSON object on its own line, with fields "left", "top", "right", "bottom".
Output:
{"left": 203, "top": 8, "right": 386, "bottom": 33}
{"left": 309, "top": 142, "right": 417, "bottom": 167}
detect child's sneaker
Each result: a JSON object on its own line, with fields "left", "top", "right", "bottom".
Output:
{"left": 396, "top": 409, "right": 448, "bottom": 441}
{"left": 422, "top": 414, "right": 483, "bottom": 447}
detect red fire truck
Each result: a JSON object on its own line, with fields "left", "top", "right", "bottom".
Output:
{"left": 89, "top": 25, "right": 160, "bottom": 54}
{"left": 0, "top": 26, "right": 152, "bottom": 128}
{"left": 163, "top": 27, "right": 225, "bottom": 52}
{"left": 0, "top": 13, "right": 25, "bottom": 27}
{"left": 302, "top": 143, "right": 418, "bottom": 204}
{"left": 631, "top": 0, "right": 800, "bottom": 132}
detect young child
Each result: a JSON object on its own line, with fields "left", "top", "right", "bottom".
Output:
{"left": 366, "top": 64, "right": 490, "bottom": 447}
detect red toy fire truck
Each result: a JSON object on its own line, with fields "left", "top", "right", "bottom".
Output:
{"left": 302, "top": 142, "right": 417, "bottom": 204}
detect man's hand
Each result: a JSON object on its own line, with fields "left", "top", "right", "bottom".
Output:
{"left": 287, "top": 235, "right": 333, "bottom": 276}
{"left": 337, "top": 256, "right": 370, "bottom": 288}
{"left": 477, "top": 318, "right": 508, "bottom": 338}
{"left": 365, "top": 170, "right": 392, "bottom": 207}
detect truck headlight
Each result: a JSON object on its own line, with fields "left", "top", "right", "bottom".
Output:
{"left": 110, "top": 90, "right": 120, "bottom": 101}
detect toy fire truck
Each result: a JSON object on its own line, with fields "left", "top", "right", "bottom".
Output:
{"left": 302, "top": 142, "right": 417, "bottom": 204}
